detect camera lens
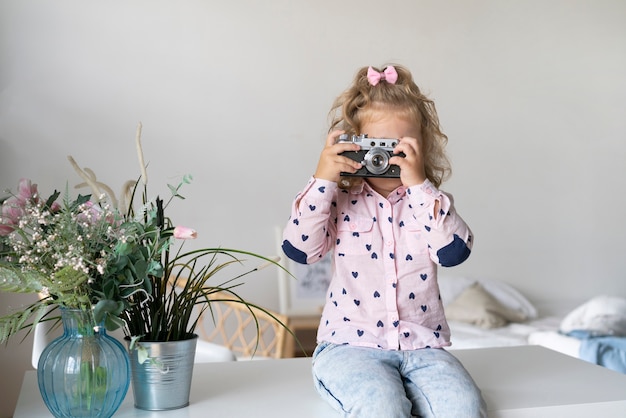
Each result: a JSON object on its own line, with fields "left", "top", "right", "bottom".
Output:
{"left": 371, "top": 155, "right": 385, "bottom": 167}
{"left": 363, "top": 148, "right": 389, "bottom": 175}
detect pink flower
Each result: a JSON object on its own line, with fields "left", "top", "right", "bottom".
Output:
{"left": 16, "top": 178, "right": 39, "bottom": 203}
{"left": 0, "top": 179, "right": 41, "bottom": 236}
{"left": 76, "top": 201, "right": 104, "bottom": 224}
{"left": 0, "top": 224, "right": 14, "bottom": 236}
{"left": 1, "top": 197, "right": 22, "bottom": 220}
{"left": 0, "top": 197, "right": 24, "bottom": 235}
{"left": 173, "top": 226, "right": 197, "bottom": 240}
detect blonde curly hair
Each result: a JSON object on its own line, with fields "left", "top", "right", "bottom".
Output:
{"left": 329, "top": 64, "right": 451, "bottom": 188}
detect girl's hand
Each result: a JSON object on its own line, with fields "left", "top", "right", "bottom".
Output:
{"left": 391, "top": 136, "right": 427, "bottom": 187}
{"left": 314, "top": 130, "right": 363, "bottom": 182}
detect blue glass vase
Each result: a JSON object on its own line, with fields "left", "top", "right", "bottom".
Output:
{"left": 37, "top": 308, "right": 130, "bottom": 418}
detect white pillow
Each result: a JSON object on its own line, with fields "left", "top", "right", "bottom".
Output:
{"left": 438, "top": 276, "right": 476, "bottom": 304}
{"left": 560, "top": 295, "right": 626, "bottom": 336}
{"left": 478, "top": 277, "right": 538, "bottom": 320}
{"left": 445, "top": 282, "right": 528, "bottom": 328}
{"left": 438, "top": 276, "right": 537, "bottom": 320}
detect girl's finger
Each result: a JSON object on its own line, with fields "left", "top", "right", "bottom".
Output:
{"left": 326, "top": 130, "right": 345, "bottom": 147}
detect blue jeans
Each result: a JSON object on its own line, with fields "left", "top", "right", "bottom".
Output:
{"left": 312, "top": 342, "right": 487, "bottom": 418}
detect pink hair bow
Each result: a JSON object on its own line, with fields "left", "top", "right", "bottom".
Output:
{"left": 367, "top": 66, "right": 398, "bottom": 86}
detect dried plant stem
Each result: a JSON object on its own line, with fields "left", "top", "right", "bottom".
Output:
{"left": 67, "top": 156, "right": 104, "bottom": 201}
{"left": 82, "top": 168, "right": 119, "bottom": 209}
{"left": 135, "top": 122, "right": 148, "bottom": 185}
{"left": 118, "top": 180, "right": 137, "bottom": 217}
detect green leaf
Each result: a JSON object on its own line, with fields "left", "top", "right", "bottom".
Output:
{"left": 115, "top": 242, "right": 132, "bottom": 256}
{"left": 103, "top": 313, "right": 125, "bottom": 331}
{"left": 44, "top": 190, "right": 61, "bottom": 210}
{"left": 167, "top": 183, "right": 180, "bottom": 197}
{"left": 52, "top": 266, "right": 88, "bottom": 292}
{"left": 114, "top": 255, "right": 130, "bottom": 270}
{"left": 102, "top": 278, "right": 117, "bottom": 298}
{"left": 146, "top": 260, "right": 163, "bottom": 277}
{"left": 0, "top": 266, "right": 44, "bottom": 293}
{"left": 74, "top": 194, "right": 91, "bottom": 206}
{"left": 93, "top": 299, "right": 125, "bottom": 331}
{"left": 0, "top": 302, "right": 48, "bottom": 343}
{"left": 94, "top": 299, "right": 124, "bottom": 319}
{"left": 133, "top": 259, "right": 149, "bottom": 279}
{"left": 138, "top": 347, "right": 150, "bottom": 364}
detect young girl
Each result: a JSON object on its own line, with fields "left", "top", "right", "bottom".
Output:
{"left": 282, "top": 65, "right": 486, "bottom": 417}
{"left": 283, "top": 66, "right": 486, "bottom": 418}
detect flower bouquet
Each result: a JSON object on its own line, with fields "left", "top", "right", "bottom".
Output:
{"left": 0, "top": 123, "right": 288, "bottom": 413}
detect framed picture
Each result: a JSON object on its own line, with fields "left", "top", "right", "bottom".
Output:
{"left": 276, "top": 228, "right": 332, "bottom": 316}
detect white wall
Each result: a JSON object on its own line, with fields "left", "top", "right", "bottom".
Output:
{"left": 1, "top": 1, "right": 625, "bottom": 416}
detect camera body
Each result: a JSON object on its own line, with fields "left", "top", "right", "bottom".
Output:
{"left": 337, "top": 134, "right": 404, "bottom": 178}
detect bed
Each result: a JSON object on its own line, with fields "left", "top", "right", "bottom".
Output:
{"left": 439, "top": 276, "right": 626, "bottom": 374}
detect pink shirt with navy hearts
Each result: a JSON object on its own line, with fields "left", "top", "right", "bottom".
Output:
{"left": 282, "top": 177, "right": 473, "bottom": 350}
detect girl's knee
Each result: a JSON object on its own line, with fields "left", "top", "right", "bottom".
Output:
{"left": 313, "top": 370, "right": 413, "bottom": 418}
{"left": 321, "top": 387, "right": 412, "bottom": 418}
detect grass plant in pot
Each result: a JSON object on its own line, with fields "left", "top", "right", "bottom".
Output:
{"left": 0, "top": 123, "right": 289, "bottom": 413}
{"left": 120, "top": 224, "right": 284, "bottom": 410}
{"left": 118, "top": 175, "right": 286, "bottom": 411}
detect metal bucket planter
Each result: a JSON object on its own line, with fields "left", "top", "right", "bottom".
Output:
{"left": 126, "top": 335, "right": 198, "bottom": 410}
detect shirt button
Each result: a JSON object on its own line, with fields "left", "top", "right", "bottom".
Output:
{"left": 386, "top": 240, "right": 393, "bottom": 246}
{"left": 350, "top": 223, "right": 357, "bottom": 230}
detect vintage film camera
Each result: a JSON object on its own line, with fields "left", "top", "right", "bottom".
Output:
{"left": 337, "top": 134, "right": 404, "bottom": 178}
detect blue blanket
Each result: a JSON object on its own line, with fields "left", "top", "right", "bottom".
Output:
{"left": 567, "top": 330, "right": 626, "bottom": 374}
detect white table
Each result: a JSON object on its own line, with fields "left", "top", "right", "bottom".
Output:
{"left": 14, "top": 346, "right": 626, "bottom": 417}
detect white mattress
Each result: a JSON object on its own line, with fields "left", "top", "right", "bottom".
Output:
{"left": 448, "top": 310, "right": 585, "bottom": 363}
{"left": 448, "top": 315, "right": 564, "bottom": 350}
